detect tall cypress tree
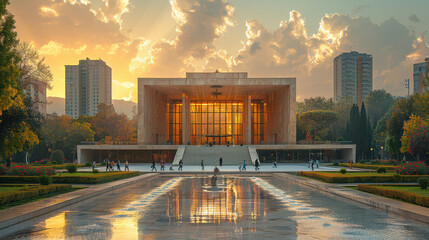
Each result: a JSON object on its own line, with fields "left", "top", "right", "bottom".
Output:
{"left": 360, "top": 103, "right": 369, "bottom": 160}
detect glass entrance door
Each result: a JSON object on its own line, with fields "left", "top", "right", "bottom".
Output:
{"left": 190, "top": 101, "right": 243, "bottom": 145}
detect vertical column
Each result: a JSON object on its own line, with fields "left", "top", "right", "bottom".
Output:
{"left": 244, "top": 95, "right": 251, "bottom": 144}
{"left": 182, "top": 93, "right": 188, "bottom": 145}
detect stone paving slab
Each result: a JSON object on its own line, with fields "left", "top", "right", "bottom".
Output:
{"left": 275, "top": 173, "right": 429, "bottom": 224}
{"left": 0, "top": 173, "right": 157, "bottom": 230}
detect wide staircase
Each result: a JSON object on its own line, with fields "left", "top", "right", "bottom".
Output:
{"left": 179, "top": 145, "right": 252, "bottom": 166}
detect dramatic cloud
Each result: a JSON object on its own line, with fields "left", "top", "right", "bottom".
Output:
{"left": 409, "top": 14, "right": 421, "bottom": 23}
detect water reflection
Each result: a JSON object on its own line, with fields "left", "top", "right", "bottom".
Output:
{"left": 41, "top": 211, "right": 67, "bottom": 239}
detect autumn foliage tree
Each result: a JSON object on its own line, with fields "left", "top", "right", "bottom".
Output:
{"left": 298, "top": 110, "right": 337, "bottom": 141}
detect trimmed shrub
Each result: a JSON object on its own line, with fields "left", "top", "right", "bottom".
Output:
{"left": 333, "top": 162, "right": 339, "bottom": 166}
{"left": 357, "top": 185, "right": 429, "bottom": 208}
{"left": 4, "top": 165, "right": 55, "bottom": 176}
{"left": 101, "top": 162, "right": 106, "bottom": 166}
{"left": 418, "top": 177, "right": 429, "bottom": 189}
{"left": 299, "top": 171, "right": 429, "bottom": 183}
{"left": 38, "top": 175, "right": 53, "bottom": 185}
{"left": 50, "top": 150, "right": 64, "bottom": 164}
{"left": 85, "top": 162, "right": 92, "bottom": 167}
{"left": 52, "top": 171, "right": 140, "bottom": 184}
{"left": 377, "top": 167, "right": 387, "bottom": 174}
{"left": 0, "top": 184, "right": 72, "bottom": 205}
{"left": 339, "top": 163, "right": 396, "bottom": 170}
{"left": 66, "top": 164, "right": 77, "bottom": 173}
{"left": 395, "top": 161, "right": 428, "bottom": 175}
{"left": 359, "top": 160, "right": 365, "bottom": 164}
{"left": 393, "top": 173, "right": 401, "bottom": 182}
{"left": 93, "top": 169, "right": 99, "bottom": 174}
{"left": 340, "top": 168, "right": 347, "bottom": 174}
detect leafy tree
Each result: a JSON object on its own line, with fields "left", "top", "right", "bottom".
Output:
{"left": 400, "top": 115, "right": 429, "bottom": 154}
{"left": 298, "top": 110, "right": 337, "bottom": 140}
{"left": 297, "top": 97, "right": 333, "bottom": 114}
{"left": 94, "top": 103, "right": 137, "bottom": 142}
{"left": 345, "top": 104, "right": 371, "bottom": 160}
{"left": 365, "top": 90, "right": 394, "bottom": 128}
{"left": 0, "top": 0, "right": 21, "bottom": 118}
{"left": 63, "top": 122, "right": 95, "bottom": 160}
{"left": 386, "top": 98, "right": 413, "bottom": 156}
{"left": 40, "top": 115, "right": 72, "bottom": 152}
{"left": 408, "top": 125, "right": 429, "bottom": 163}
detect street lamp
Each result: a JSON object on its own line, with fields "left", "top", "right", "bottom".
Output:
{"left": 370, "top": 147, "right": 374, "bottom": 161}
{"left": 380, "top": 146, "right": 384, "bottom": 160}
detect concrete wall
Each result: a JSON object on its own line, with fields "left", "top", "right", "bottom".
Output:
{"left": 138, "top": 85, "right": 168, "bottom": 144}
{"left": 267, "top": 85, "right": 296, "bottom": 143}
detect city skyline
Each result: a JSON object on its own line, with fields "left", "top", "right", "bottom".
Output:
{"left": 8, "top": 0, "right": 429, "bottom": 102}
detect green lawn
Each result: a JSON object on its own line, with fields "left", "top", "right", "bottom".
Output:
{"left": 377, "top": 185, "right": 429, "bottom": 197}
{"left": 324, "top": 171, "right": 394, "bottom": 176}
{"left": 0, "top": 186, "right": 27, "bottom": 192}
{"left": 57, "top": 172, "right": 120, "bottom": 176}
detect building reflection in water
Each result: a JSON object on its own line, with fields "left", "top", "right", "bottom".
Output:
{"left": 165, "top": 177, "right": 266, "bottom": 224}
{"left": 41, "top": 211, "right": 67, "bottom": 239}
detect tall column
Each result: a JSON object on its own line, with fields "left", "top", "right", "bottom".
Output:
{"left": 244, "top": 95, "right": 252, "bottom": 144}
{"left": 182, "top": 93, "right": 188, "bottom": 144}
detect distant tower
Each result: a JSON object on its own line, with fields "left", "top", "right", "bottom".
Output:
{"left": 334, "top": 51, "right": 373, "bottom": 105}
{"left": 65, "top": 58, "right": 112, "bottom": 119}
{"left": 413, "top": 57, "right": 429, "bottom": 95}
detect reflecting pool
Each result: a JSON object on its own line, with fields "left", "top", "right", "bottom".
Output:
{"left": 1, "top": 176, "right": 428, "bottom": 239}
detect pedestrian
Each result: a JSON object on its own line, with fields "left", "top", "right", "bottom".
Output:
{"left": 160, "top": 160, "right": 165, "bottom": 171}
{"left": 310, "top": 159, "right": 314, "bottom": 171}
{"left": 117, "top": 160, "right": 121, "bottom": 171}
{"left": 125, "top": 160, "right": 129, "bottom": 171}
{"left": 169, "top": 165, "right": 174, "bottom": 171}
{"left": 219, "top": 157, "right": 223, "bottom": 167}
{"left": 255, "top": 159, "right": 259, "bottom": 170}
{"left": 242, "top": 160, "right": 246, "bottom": 171}
{"left": 151, "top": 159, "right": 157, "bottom": 172}
{"left": 206, "top": 140, "right": 209, "bottom": 147}
{"left": 110, "top": 160, "right": 114, "bottom": 171}
{"left": 105, "top": 159, "right": 109, "bottom": 171}
{"left": 92, "top": 161, "right": 96, "bottom": 171}
{"left": 316, "top": 159, "right": 320, "bottom": 168}
{"left": 227, "top": 141, "right": 230, "bottom": 147}
{"left": 273, "top": 160, "right": 277, "bottom": 168}
{"left": 239, "top": 164, "right": 242, "bottom": 171}
{"left": 178, "top": 159, "right": 183, "bottom": 171}
{"left": 201, "top": 159, "right": 205, "bottom": 170}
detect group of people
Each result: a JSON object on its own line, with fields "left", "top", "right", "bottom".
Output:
{"left": 151, "top": 159, "right": 183, "bottom": 171}
{"left": 103, "top": 159, "right": 130, "bottom": 171}
{"left": 308, "top": 159, "right": 320, "bottom": 170}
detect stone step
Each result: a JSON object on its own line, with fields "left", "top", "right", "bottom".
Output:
{"left": 182, "top": 145, "right": 251, "bottom": 166}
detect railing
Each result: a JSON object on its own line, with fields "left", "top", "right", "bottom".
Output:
{"left": 80, "top": 140, "right": 353, "bottom": 145}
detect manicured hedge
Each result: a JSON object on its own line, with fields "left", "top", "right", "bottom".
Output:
{"left": 357, "top": 184, "right": 429, "bottom": 208}
{"left": 0, "top": 184, "right": 72, "bottom": 205}
{"left": 298, "top": 171, "right": 429, "bottom": 183}
{"left": 0, "top": 172, "right": 140, "bottom": 184}
{"left": 339, "top": 163, "right": 396, "bottom": 170}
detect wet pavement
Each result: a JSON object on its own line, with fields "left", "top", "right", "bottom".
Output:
{"left": 1, "top": 176, "right": 428, "bottom": 239}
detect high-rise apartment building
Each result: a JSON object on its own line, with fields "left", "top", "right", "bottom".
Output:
{"left": 24, "top": 80, "right": 47, "bottom": 116}
{"left": 334, "top": 51, "right": 373, "bottom": 105}
{"left": 413, "top": 57, "right": 429, "bottom": 95}
{"left": 65, "top": 58, "right": 112, "bottom": 119}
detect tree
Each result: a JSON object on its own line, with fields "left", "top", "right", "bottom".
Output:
{"left": 16, "top": 42, "right": 53, "bottom": 91}
{"left": 386, "top": 98, "right": 413, "bottom": 156}
{"left": 298, "top": 110, "right": 338, "bottom": 140}
{"left": 297, "top": 97, "right": 333, "bottom": 114}
{"left": 345, "top": 104, "right": 371, "bottom": 160}
{"left": 408, "top": 125, "right": 429, "bottom": 163}
{"left": 400, "top": 115, "right": 429, "bottom": 154}
{"left": 365, "top": 90, "right": 394, "bottom": 128}
{"left": 0, "top": 0, "right": 21, "bottom": 118}
{"left": 63, "top": 122, "right": 95, "bottom": 160}
{"left": 40, "top": 115, "right": 72, "bottom": 152}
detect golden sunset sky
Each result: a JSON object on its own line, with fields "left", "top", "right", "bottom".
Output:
{"left": 8, "top": 0, "right": 429, "bottom": 102}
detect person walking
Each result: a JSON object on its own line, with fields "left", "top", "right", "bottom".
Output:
{"left": 201, "top": 159, "right": 205, "bottom": 170}
{"left": 151, "top": 159, "right": 157, "bottom": 172}
{"left": 178, "top": 159, "right": 183, "bottom": 171}
{"left": 160, "top": 161, "right": 165, "bottom": 171}
{"left": 92, "top": 161, "right": 96, "bottom": 171}
{"left": 316, "top": 159, "right": 320, "bottom": 168}
{"left": 219, "top": 157, "right": 223, "bottom": 167}
{"left": 310, "top": 159, "right": 314, "bottom": 171}
{"left": 124, "top": 160, "right": 129, "bottom": 171}
{"left": 110, "top": 160, "right": 115, "bottom": 171}
{"left": 242, "top": 160, "right": 246, "bottom": 171}
{"left": 273, "top": 160, "right": 277, "bottom": 168}
{"left": 117, "top": 160, "right": 121, "bottom": 171}
{"left": 105, "top": 159, "right": 109, "bottom": 171}
{"left": 255, "top": 159, "right": 259, "bottom": 171}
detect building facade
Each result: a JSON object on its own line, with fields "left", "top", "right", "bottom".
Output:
{"left": 334, "top": 51, "right": 373, "bottom": 104}
{"left": 413, "top": 57, "right": 429, "bottom": 95}
{"left": 65, "top": 58, "right": 112, "bottom": 119}
{"left": 24, "top": 80, "right": 47, "bottom": 116}
{"left": 138, "top": 72, "right": 296, "bottom": 145}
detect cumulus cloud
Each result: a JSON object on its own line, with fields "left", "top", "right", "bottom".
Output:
{"left": 113, "top": 80, "right": 134, "bottom": 88}
{"left": 409, "top": 14, "right": 420, "bottom": 23}
{"left": 39, "top": 41, "right": 87, "bottom": 56}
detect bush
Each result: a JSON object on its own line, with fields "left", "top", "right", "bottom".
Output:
{"left": 358, "top": 185, "right": 429, "bottom": 208}
{"left": 340, "top": 168, "right": 347, "bottom": 174}
{"left": 85, "top": 162, "right": 92, "bottom": 167}
{"left": 0, "top": 184, "right": 72, "bottom": 205}
{"left": 3, "top": 165, "right": 55, "bottom": 176}
{"left": 359, "top": 160, "right": 365, "bottom": 164}
{"left": 333, "top": 162, "right": 339, "bottom": 166}
{"left": 38, "top": 175, "right": 53, "bottom": 185}
{"left": 418, "top": 177, "right": 429, "bottom": 189}
{"left": 299, "top": 172, "right": 429, "bottom": 183}
{"left": 393, "top": 173, "right": 402, "bottom": 182}
{"left": 101, "top": 162, "right": 106, "bottom": 166}
{"left": 377, "top": 167, "right": 387, "bottom": 174}
{"left": 50, "top": 150, "right": 64, "bottom": 164}
{"left": 51, "top": 160, "right": 58, "bottom": 165}
{"left": 395, "top": 161, "right": 428, "bottom": 175}
{"left": 66, "top": 164, "right": 77, "bottom": 173}
{"left": 339, "top": 163, "right": 396, "bottom": 170}
{"left": 52, "top": 171, "right": 140, "bottom": 184}
{"left": 92, "top": 169, "right": 99, "bottom": 174}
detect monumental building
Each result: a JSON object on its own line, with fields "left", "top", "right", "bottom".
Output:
{"left": 413, "top": 57, "right": 429, "bottom": 95}
{"left": 78, "top": 72, "right": 356, "bottom": 165}
{"left": 334, "top": 51, "right": 373, "bottom": 105}
{"left": 65, "top": 58, "right": 112, "bottom": 119}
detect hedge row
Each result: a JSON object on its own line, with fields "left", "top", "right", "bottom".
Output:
{"left": 0, "top": 172, "right": 140, "bottom": 184}
{"left": 339, "top": 163, "right": 396, "bottom": 170}
{"left": 357, "top": 184, "right": 429, "bottom": 208}
{"left": 298, "top": 171, "right": 429, "bottom": 183}
{"left": 0, "top": 184, "right": 72, "bottom": 205}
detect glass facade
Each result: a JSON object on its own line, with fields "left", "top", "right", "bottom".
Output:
{"left": 189, "top": 101, "right": 243, "bottom": 145}
{"left": 168, "top": 100, "right": 182, "bottom": 145}
{"left": 251, "top": 100, "right": 267, "bottom": 144}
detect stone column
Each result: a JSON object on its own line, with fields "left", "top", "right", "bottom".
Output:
{"left": 244, "top": 95, "right": 252, "bottom": 144}
{"left": 182, "top": 93, "right": 188, "bottom": 144}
